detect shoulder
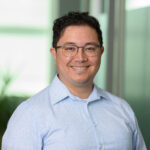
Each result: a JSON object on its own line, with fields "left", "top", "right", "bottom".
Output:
{"left": 97, "top": 87, "right": 132, "bottom": 109}
{"left": 96, "top": 86, "right": 136, "bottom": 124}
{"left": 15, "top": 86, "right": 51, "bottom": 113}
{"left": 104, "top": 90, "right": 133, "bottom": 112}
{"left": 7, "top": 86, "right": 54, "bottom": 132}
{"left": 2, "top": 86, "right": 55, "bottom": 148}
{"left": 2, "top": 86, "right": 52, "bottom": 150}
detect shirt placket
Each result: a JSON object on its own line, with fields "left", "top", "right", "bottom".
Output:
{"left": 84, "top": 101, "right": 104, "bottom": 150}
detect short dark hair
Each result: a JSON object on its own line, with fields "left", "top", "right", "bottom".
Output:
{"left": 52, "top": 12, "right": 103, "bottom": 48}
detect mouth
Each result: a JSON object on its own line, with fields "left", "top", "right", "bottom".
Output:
{"left": 71, "top": 66, "right": 89, "bottom": 70}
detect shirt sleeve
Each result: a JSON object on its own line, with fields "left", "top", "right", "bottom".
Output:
{"left": 1, "top": 101, "right": 42, "bottom": 150}
{"left": 132, "top": 116, "right": 147, "bottom": 150}
{"left": 118, "top": 96, "right": 147, "bottom": 150}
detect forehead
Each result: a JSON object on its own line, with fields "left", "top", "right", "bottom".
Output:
{"left": 58, "top": 25, "right": 99, "bottom": 45}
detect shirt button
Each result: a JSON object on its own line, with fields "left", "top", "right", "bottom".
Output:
{"left": 99, "top": 144, "right": 103, "bottom": 149}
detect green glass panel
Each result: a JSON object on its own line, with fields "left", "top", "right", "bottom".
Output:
{"left": 124, "top": 6, "right": 150, "bottom": 149}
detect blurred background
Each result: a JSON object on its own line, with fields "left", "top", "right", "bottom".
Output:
{"left": 0, "top": 0, "right": 150, "bottom": 148}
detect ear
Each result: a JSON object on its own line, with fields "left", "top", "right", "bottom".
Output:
{"left": 100, "top": 46, "right": 104, "bottom": 55}
{"left": 50, "top": 48, "right": 56, "bottom": 59}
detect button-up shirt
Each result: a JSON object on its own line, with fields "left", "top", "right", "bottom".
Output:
{"left": 2, "top": 75, "right": 147, "bottom": 150}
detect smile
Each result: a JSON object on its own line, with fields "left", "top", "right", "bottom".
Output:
{"left": 71, "top": 66, "right": 89, "bottom": 70}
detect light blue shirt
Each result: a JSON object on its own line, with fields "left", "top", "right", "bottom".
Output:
{"left": 2, "top": 75, "right": 147, "bottom": 150}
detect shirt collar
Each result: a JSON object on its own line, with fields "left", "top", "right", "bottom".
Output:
{"left": 49, "top": 75, "right": 70, "bottom": 105}
{"left": 49, "top": 75, "right": 110, "bottom": 105}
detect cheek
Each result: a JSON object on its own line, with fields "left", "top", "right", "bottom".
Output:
{"left": 56, "top": 55, "right": 72, "bottom": 70}
{"left": 90, "top": 57, "right": 101, "bottom": 67}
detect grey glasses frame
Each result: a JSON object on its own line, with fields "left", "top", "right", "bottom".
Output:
{"left": 55, "top": 43, "right": 101, "bottom": 57}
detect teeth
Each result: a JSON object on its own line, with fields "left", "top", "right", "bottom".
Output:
{"left": 72, "top": 66, "right": 87, "bottom": 70}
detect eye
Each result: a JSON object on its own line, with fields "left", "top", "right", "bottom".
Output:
{"left": 64, "top": 46, "right": 76, "bottom": 51}
{"left": 85, "top": 46, "right": 96, "bottom": 51}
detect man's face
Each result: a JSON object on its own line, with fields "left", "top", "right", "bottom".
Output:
{"left": 51, "top": 25, "right": 104, "bottom": 88}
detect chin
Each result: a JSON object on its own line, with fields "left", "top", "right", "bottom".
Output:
{"left": 72, "top": 78, "right": 92, "bottom": 86}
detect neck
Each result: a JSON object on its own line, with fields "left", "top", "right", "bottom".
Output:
{"left": 70, "top": 85, "right": 93, "bottom": 99}
{"left": 57, "top": 74, "right": 94, "bottom": 99}
{"left": 65, "top": 81, "right": 94, "bottom": 99}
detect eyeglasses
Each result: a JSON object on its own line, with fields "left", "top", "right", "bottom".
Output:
{"left": 55, "top": 43, "right": 101, "bottom": 57}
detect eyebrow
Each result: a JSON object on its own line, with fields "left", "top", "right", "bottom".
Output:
{"left": 85, "top": 42, "right": 99, "bottom": 45}
{"left": 63, "top": 42, "right": 99, "bottom": 46}
{"left": 63, "top": 42, "right": 76, "bottom": 45}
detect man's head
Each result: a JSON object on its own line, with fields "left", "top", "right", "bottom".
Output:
{"left": 52, "top": 12, "right": 103, "bottom": 48}
{"left": 50, "top": 12, "right": 104, "bottom": 94}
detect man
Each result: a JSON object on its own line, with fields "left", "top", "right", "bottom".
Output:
{"left": 2, "top": 12, "right": 147, "bottom": 150}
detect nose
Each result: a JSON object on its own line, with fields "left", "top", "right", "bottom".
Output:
{"left": 74, "top": 48, "right": 88, "bottom": 61}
